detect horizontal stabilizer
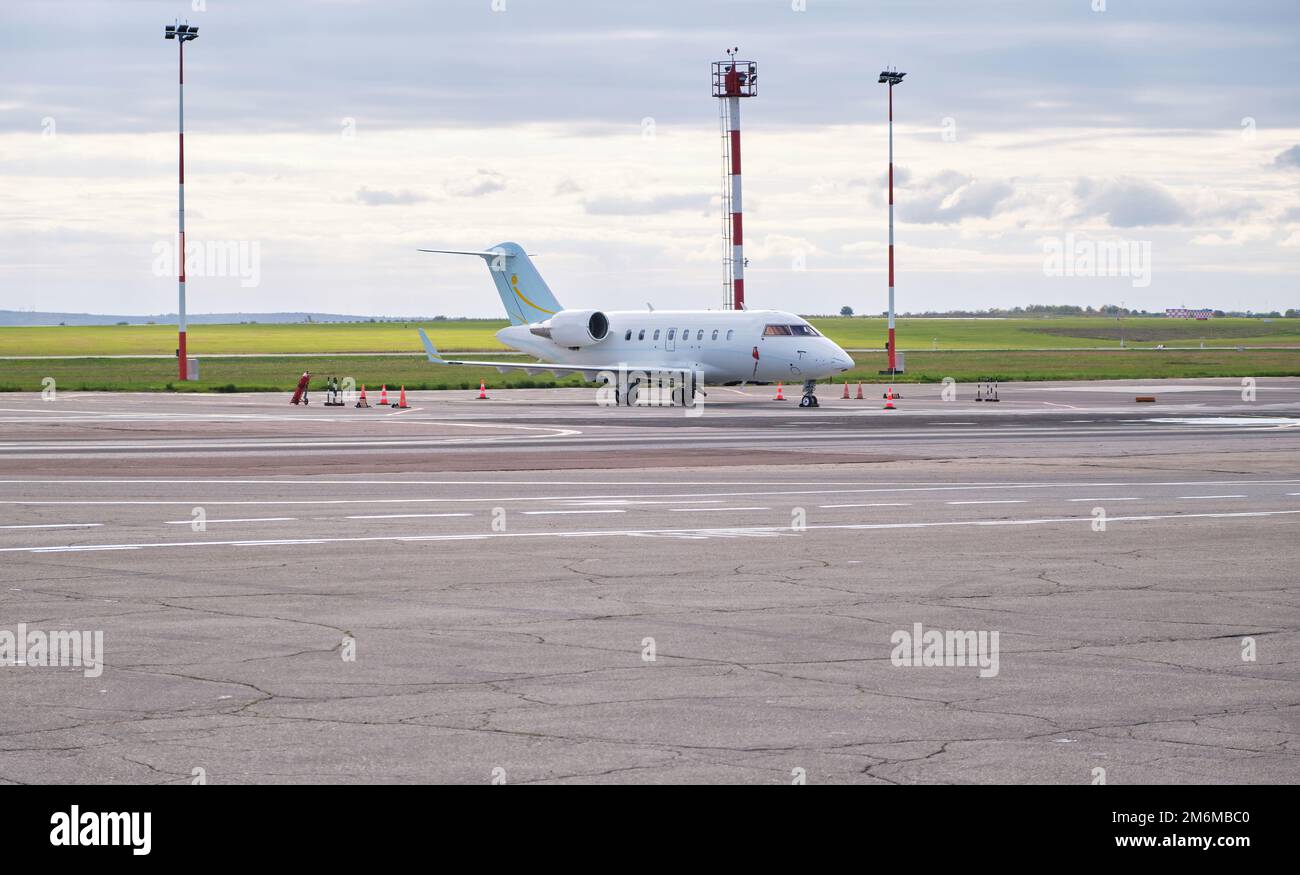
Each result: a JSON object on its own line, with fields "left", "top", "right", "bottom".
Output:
{"left": 416, "top": 248, "right": 504, "bottom": 258}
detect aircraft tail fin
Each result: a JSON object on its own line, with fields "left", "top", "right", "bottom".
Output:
{"left": 418, "top": 241, "right": 561, "bottom": 325}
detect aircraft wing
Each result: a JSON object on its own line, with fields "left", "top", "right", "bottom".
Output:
{"left": 417, "top": 329, "right": 670, "bottom": 382}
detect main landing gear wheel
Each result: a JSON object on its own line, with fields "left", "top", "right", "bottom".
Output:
{"left": 672, "top": 386, "right": 700, "bottom": 408}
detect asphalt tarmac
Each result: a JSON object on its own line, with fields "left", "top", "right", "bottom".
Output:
{"left": 0, "top": 378, "right": 1296, "bottom": 783}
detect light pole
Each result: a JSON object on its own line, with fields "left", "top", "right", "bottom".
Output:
{"left": 165, "top": 22, "right": 199, "bottom": 380}
{"left": 878, "top": 69, "right": 905, "bottom": 374}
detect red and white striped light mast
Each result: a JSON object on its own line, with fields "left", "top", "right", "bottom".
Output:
{"left": 164, "top": 21, "right": 199, "bottom": 381}
{"left": 878, "top": 68, "right": 905, "bottom": 374}
{"left": 712, "top": 50, "right": 757, "bottom": 310}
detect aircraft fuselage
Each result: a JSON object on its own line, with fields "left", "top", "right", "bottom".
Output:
{"left": 498, "top": 308, "right": 854, "bottom": 384}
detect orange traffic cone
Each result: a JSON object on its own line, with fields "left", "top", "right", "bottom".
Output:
{"left": 355, "top": 384, "right": 370, "bottom": 408}
{"left": 393, "top": 385, "right": 409, "bottom": 409}
{"left": 855, "top": 382, "right": 864, "bottom": 400}
{"left": 774, "top": 382, "right": 786, "bottom": 401}
{"left": 842, "top": 381, "right": 850, "bottom": 399}
{"left": 377, "top": 384, "right": 389, "bottom": 406}
{"left": 477, "top": 380, "right": 489, "bottom": 400}
{"left": 884, "top": 387, "right": 896, "bottom": 410}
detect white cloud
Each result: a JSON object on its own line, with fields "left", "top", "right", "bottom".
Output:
{"left": 2, "top": 115, "right": 1297, "bottom": 316}
{"left": 900, "top": 172, "right": 1016, "bottom": 225}
{"left": 444, "top": 169, "right": 506, "bottom": 197}
{"left": 355, "top": 187, "right": 428, "bottom": 206}
{"left": 583, "top": 193, "right": 711, "bottom": 215}
{"left": 1273, "top": 145, "right": 1300, "bottom": 168}
{"left": 1071, "top": 177, "right": 1187, "bottom": 227}
{"left": 1189, "top": 233, "right": 1235, "bottom": 246}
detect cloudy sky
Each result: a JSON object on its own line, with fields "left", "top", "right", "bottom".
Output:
{"left": 1, "top": 0, "right": 1298, "bottom": 318}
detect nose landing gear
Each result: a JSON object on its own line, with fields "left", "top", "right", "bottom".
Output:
{"left": 798, "top": 379, "right": 820, "bottom": 408}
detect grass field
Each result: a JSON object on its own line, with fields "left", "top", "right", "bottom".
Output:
{"left": 820, "top": 316, "right": 1300, "bottom": 350}
{"left": 3, "top": 349, "right": 1296, "bottom": 394}
{"left": 1, "top": 316, "right": 1297, "bottom": 357}
{"left": 0, "top": 321, "right": 506, "bottom": 357}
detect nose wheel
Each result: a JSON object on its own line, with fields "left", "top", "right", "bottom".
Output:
{"left": 798, "top": 379, "right": 820, "bottom": 408}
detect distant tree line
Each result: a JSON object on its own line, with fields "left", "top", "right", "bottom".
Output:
{"left": 823, "top": 304, "right": 1298, "bottom": 318}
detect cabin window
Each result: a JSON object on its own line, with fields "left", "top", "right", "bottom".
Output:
{"left": 653, "top": 329, "right": 660, "bottom": 340}
{"left": 696, "top": 330, "right": 704, "bottom": 341}
{"left": 711, "top": 329, "right": 719, "bottom": 341}
{"left": 726, "top": 329, "right": 734, "bottom": 340}
{"left": 638, "top": 329, "right": 645, "bottom": 341}
{"left": 624, "top": 329, "right": 632, "bottom": 341}
{"left": 763, "top": 324, "right": 793, "bottom": 336}
{"left": 790, "top": 324, "right": 821, "bottom": 337}
{"left": 667, "top": 328, "right": 676, "bottom": 340}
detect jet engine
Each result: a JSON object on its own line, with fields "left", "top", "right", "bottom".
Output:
{"left": 529, "top": 309, "right": 610, "bottom": 348}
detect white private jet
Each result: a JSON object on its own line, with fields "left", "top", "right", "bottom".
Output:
{"left": 416, "top": 242, "right": 855, "bottom": 407}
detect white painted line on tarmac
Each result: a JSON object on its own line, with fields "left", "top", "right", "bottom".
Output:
{"left": 1066, "top": 497, "right": 1141, "bottom": 502}
{"left": 1020, "top": 385, "right": 1244, "bottom": 393}
{"left": 4, "top": 509, "right": 1296, "bottom": 554}
{"left": 0, "top": 432, "right": 582, "bottom": 451}
{"left": 817, "top": 503, "right": 912, "bottom": 508}
{"left": 521, "top": 509, "right": 626, "bottom": 515}
{"left": 2, "top": 477, "right": 1297, "bottom": 489}
{"left": 0, "top": 419, "right": 1284, "bottom": 454}
{"left": 5, "top": 479, "right": 1297, "bottom": 509}
{"left": 29, "top": 544, "right": 143, "bottom": 552}
{"left": 1175, "top": 495, "right": 1247, "bottom": 500}
{"left": 557, "top": 499, "right": 726, "bottom": 507}
{"left": 0, "top": 522, "right": 103, "bottom": 530}
{"left": 1153, "top": 417, "right": 1299, "bottom": 427}
{"left": 164, "top": 517, "right": 298, "bottom": 525}
{"left": 344, "top": 513, "right": 473, "bottom": 520}
{"left": 946, "top": 500, "right": 1029, "bottom": 505}
{"left": 669, "top": 506, "right": 771, "bottom": 512}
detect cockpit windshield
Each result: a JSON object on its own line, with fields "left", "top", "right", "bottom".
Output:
{"left": 764, "top": 324, "right": 821, "bottom": 337}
